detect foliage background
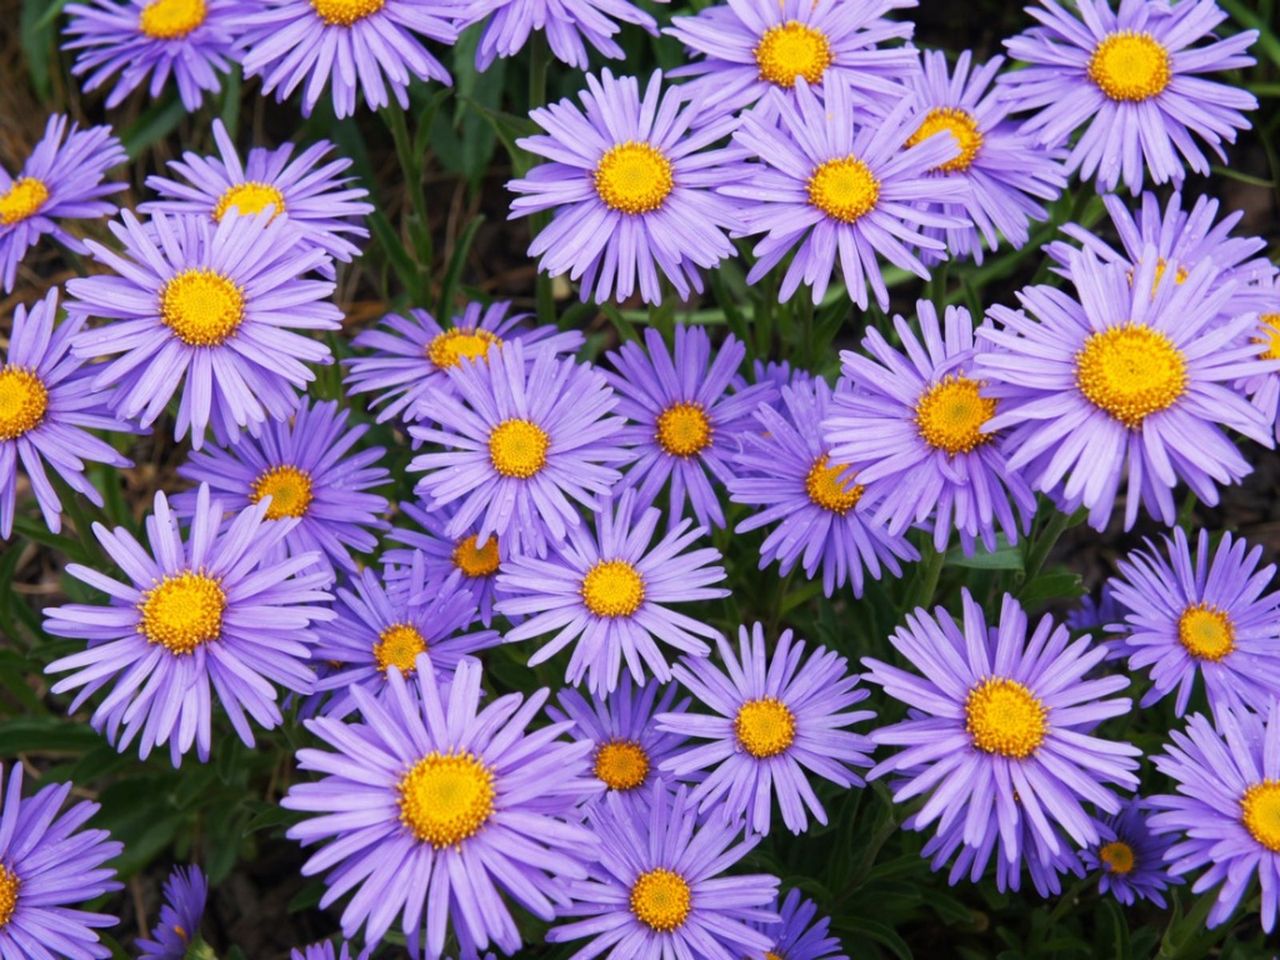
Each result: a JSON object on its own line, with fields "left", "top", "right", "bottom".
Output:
{"left": 1, "top": 0, "right": 1279, "bottom": 956}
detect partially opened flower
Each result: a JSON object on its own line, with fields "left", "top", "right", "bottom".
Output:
{"left": 509, "top": 70, "right": 745, "bottom": 305}
{"left": 0, "top": 115, "right": 125, "bottom": 293}
{"left": 658, "top": 623, "right": 874, "bottom": 836}
{"left": 468, "top": 0, "right": 658, "bottom": 71}
{"left": 0, "top": 764, "right": 122, "bottom": 960}
{"left": 1083, "top": 800, "right": 1179, "bottom": 908}
{"left": 137, "top": 866, "right": 208, "bottom": 959}
{"left": 237, "top": 0, "right": 456, "bottom": 118}
{"left": 44, "top": 484, "right": 334, "bottom": 766}
{"left": 284, "top": 656, "right": 599, "bottom": 957}
{"left": 175, "top": 398, "right": 390, "bottom": 572}
{"left": 67, "top": 210, "right": 341, "bottom": 449}
{"left": 496, "top": 490, "right": 728, "bottom": 694}
{"left": 748, "top": 889, "right": 846, "bottom": 960}
{"left": 1000, "top": 0, "right": 1258, "bottom": 194}
{"left": 64, "top": 0, "right": 243, "bottom": 110}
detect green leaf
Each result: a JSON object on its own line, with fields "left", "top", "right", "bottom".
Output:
{"left": 948, "top": 542, "right": 1024, "bottom": 570}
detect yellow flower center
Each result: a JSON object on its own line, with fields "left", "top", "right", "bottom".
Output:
{"left": 138, "top": 0, "right": 206, "bottom": 39}
{"left": 452, "top": 534, "right": 500, "bottom": 578}
{"left": 964, "top": 677, "right": 1047, "bottom": 759}
{"left": 160, "top": 268, "right": 246, "bottom": 347}
{"left": 915, "top": 374, "right": 997, "bottom": 455}
{"left": 1099, "top": 840, "right": 1135, "bottom": 875}
{"left": 427, "top": 328, "right": 501, "bottom": 369}
{"left": 1257, "top": 313, "right": 1280, "bottom": 361}
{"left": 398, "top": 751, "right": 495, "bottom": 848}
{"left": 1075, "top": 324, "right": 1187, "bottom": 428}
{"left": 0, "top": 177, "right": 50, "bottom": 225}
{"left": 373, "top": 623, "right": 427, "bottom": 675}
{"left": 1088, "top": 31, "right": 1172, "bottom": 102}
{"left": 655, "top": 402, "right": 712, "bottom": 457}
{"left": 805, "top": 454, "right": 863, "bottom": 514}
{"left": 0, "top": 865, "right": 17, "bottom": 928}
{"left": 807, "top": 156, "right": 880, "bottom": 224}
{"left": 0, "top": 367, "right": 49, "bottom": 441}
{"left": 488, "top": 418, "right": 549, "bottom": 479}
{"left": 212, "top": 182, "right": 286, "bottom": 223}
{"left": 766, "top": 953, "right": 784, "bottom": 960}
{"left": 594, "top": 142, "right": 674, "bottom": 215}
{"left": 905, "top": 107, "right": 984, "bottom": 174}
{"left": 734, "top": 697, "right": 796, "bottom": 759}
{"left": 594, "top": 739, "right": 650, "bottom": 791}
{"left": 1243, "top": 781, "right": 1280, "bottom": 852}
{"left": 249, "top": 464, "right": 314, "bottom": 520}
{"left": 138, "top": 571, "right": 226, "bottom": 655}
{"left": 753, "top": 21, "right": 833, "bottom": 88}
{"left": 581, "top": 559, "right": 645, "bottom": 618}
{"left": 630, "top": 868, "right": 692, "bottom": 932}
{"left": 1177, "top": 603, "right": 1235, "bottom": 661}
{"left": 311, "top": 0, "right": 385, "bottom": 26}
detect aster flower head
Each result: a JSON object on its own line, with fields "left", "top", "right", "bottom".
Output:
{"left": 496, "top": 489, "right": 728, "bottom": 694}
{"left": 1065, "top": 581, "right": 1121, "bottom": 634}
{"left": 0, "top": 765, "right": 122, "bottom": 960}
{"left": 137, "top": 865, "right": 207, "bottom": 959}
{"left": 44, "top": 484, "right": 335, "bottom": 766}
{"left": 1000, "top": 0, "right": 1259, "bottom": 194}
{"left": 468, "top": 0, "right": 658, "bottom": 71}
{"left": 864, "top": 590, "right": 1140, "bottom": 867}
{"left": 509, "top": 70, "right": 746, "bottom": 306}
{"left": 174, "top": 398, "right": 390, "bottom": 572}
{"left": 978, "top": 248, "right": 1275, "bottom": 531}
{"left": 1106, "top": 527, "right": 1280, "bottom": 719}
{"left": 0, "top": 288, "right": 133, "bottom": 540}
{"left": 919, "top": 813, "right": 1084, "bottom": 897}
{"left": 283, "top": 655, "right": 600, "bottom": 957}
{"left": 749, "top": 889, "right": 846, "bottom": 960}
{"left": 0, "top": 115, "right": 125, "bottom": 293}
{"left": 1150, "top": 704, "right": 1280, "bottom": 931}
{"left": 344, "top": 301, "right": 583, "bottom": 425}
{"left": 409, "top": 340, "right": 627, "bottom": 557}
{"left": 237, "top": 0, "right": 456, "bottom": 119}
{"left": 64, "top": 0, "right": 242, "bottom": 110}
{"left": 547, "top": 782, "right": 780, "bottom": 960}
{"left": 731, "top": 376, "right": 917, "bottom": 595}
{"left": 723, "top": 77, "right": 969, "bottom": 310}
{"left": 142, "top": 119, "right": 374, "bottom": 267}
{"left": 1082, "top": 799, "right": 1180, "bottom": 907}
{"left": 606, "top": 325, "right": 776, "bottom": 531}
{"left": 67, "top": 210, "right": 342, "bottom": 450}
{"left": 825, "top": 301, "right": 1037, "bottom": 555}
{"left": 666, "top": 0, "right": 918, "bottom": 116}
{"left": 658, "top": 623, "right": 875, "bottom": 836}
{"left": 291, "top": 944, "right": 365, "bottom": 960}
{"left": 1245, "top": 277, "right": 1280, "bottom": 438}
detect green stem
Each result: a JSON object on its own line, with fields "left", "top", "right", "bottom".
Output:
{"left": 907, "top": 541, "right": 946, "bottom": 611}
{"left": 383, "top": 104, "right": 433, "bottom": 286}
{"left": 1021, "top": 506, "right": 1078, "bottom": 589}
{"left": 1045, "top": 875, "right": 1093, "bottom": 927}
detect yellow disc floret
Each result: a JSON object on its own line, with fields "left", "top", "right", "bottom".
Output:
{"left": 1178, "top": 603, "right": 1234, "bottom": 661}
{"left": 311, "top": 0, "right": 385, "bottom": 26}
{"left": 213, "top": 182, "right": 286, "bottom": 222}
{"left": 373, "top": 623, "right": 427, "bottom": 675}
{"left": 964, "top": 677, "right": 1048, "bottom": 759}
{"left": 805, "top": 455, "right": 863, "bottom": 514}
{"left": 1088, "top": 31, "right": 1172, "bottom": 102}
{"left": 0, "top": 177, "right": 50, "bottom": 225}
{"left": 1099, "top": 840, "right": 1135, "bottom": 875}
{"left": 915, "top": 375, "right": 997, "bottom": 455}
{"left": 594, "top": 142, "right": 674, "bottom": 215}
{"left": 138, "top": 571, "right": 226, "bottom": 655}
{"left": 398, "top": 751, "right": 495, "bottom": 848}
{"left": 1243, "top": 781, "right": 1280, "bottom": 852}
{"left": 906, "top": 107, "right": 984, "bottom": 174}
{"left": 735, "top": 697, "right": 797, "bottom": 759}
{"left": 250, "top": 465, "right": 314, "bottom": 520}
{"left": 488, "top": 418, "right": 549, "bottom": 478}
{"left": 1075, "top": 323, "right": 1187, "bottom": 428}
{"left": 138, "top": 0, "right": 206, "bottom": 39}
{"left": 581, "top": 560, "right": 646, "bottom": 618}
{"left": 452, "top": 534, "right": 501, "bottom": 578}
{"left": 160, "top": 268, "right": 246, "bottom": 346}
{"left": 754, "top": 21, "right": 833, "bottom": 89}
{"left": 594, "top": 739, "right": 650, "bottom": 791}
{"left": 656, "top": 402, "right": 711, "bottom": 457}
{"left": 0, "top": 865, "right": 18, "bottom": 929}
{"left": 0, "top": 367, "right": 49, "bottom": 441}
{"left": 428, "top": 328, "right": 501, "bottom": 369}
{"left": 807, "top": 156, "right": 880, "bottom": 223}
{"left": 630, "top": 868, "right": 692, "bottom": 932}
{"left": 1257, "top": 314, "right": 1280, "bottom": 361}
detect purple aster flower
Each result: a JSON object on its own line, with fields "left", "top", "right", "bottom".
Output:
{"left": 1150, "top": 704, "right": 1280, "bottom": 931}
{"left": 64, "top": 0, "right": 242, "bottom": 110}
{"left": 903, "top": 50, "right": 1066, "bottom": 264}
{"left": 496, "top": 489, "right": 728, "bottom": 694}
{"left": 864, "top": 590, "right": 1140, "bottom": 869}
{"left": 748, "top": 889, "right": 846, "bottom": 960}
{"left": 919, "top": 813, "right": 1084, "bottom": 897}
{"left": 1106, "top": 527, "right": 1280, "bottom": 719}
{"left": 66, "top": 210, "right": 341, "bottom": 450}
{"left": 547, "top": 783, "right": 780, "bottom": 959}
{"left": 824, "top": 301, "right": 1036, "bottom": 554}
{"left": 141, "top": 119, "right": 373, "bottom": 267}
{"left": 1244, "top": 277, "right": 1280, "bottom": 438}
{"left": 547, "top": 678, "right": 690, "bottom": 802}
{"left": 723, "top": 77, "right": 969, "bottom": 310}
{"left": 173, "top": 398, "right": 390, "bottom": 572}
{"left": 605, "top": 325, "right": 776, "bottom": 531}
{"left": 283, "top": 655, "right": 599, "bottom": 957}
{"left": 1082, "top": 799, "right": 1180, "bottom": 907}
{"left": 467, "top": 0, "right": 657, "bottom": 71}
{"left": 1000, "top": 0, "right": 1258, "bottom": 195}
{"left": 137, "top": 865, "right": 207, "bottom": 959}
{"left": 733, "top": 358, "right": 801, "bottom": 403}
{"left": 0, "top": 288, "right": 133, "bottom": 540}
{"left": 236, "top": 0, "right": 455, "bottom": 119}
{"left": 43, "top": 484, "right": 335, "bottom": 766}
{"left": 311, "top": 552, "right": 498, "bottom": 717}
{"left": 1065, "top": 581, "right": 1121, "bottom": 634}
{"left": 0, "top": 764, "right": 122, "bottom": 960}
{"left": 731, "top": 377, "right": 917, "bottom": 595}
{"left": 344, "top": 302, "right": 583, "bottom": 425}
{"left": 978, "top": 248, "right": 1275, "bottom": 531}
{"left": 665, "top": 0, "right": 918, "bottom": 116}
{"left": 508, "top": 70, "right": 745, "bottom": 306}
{"left": 408, "top": 340, "right": 627, "bottom": 557}
{"left": 0, "top": 115, "right": 125, "bottom": 293}
{"left": 657, "top": 623, "right": 874, "bottom": 836}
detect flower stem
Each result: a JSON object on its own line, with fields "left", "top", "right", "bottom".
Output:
{"left": 383, "top": 103, "right": 433, "bottom": 290}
